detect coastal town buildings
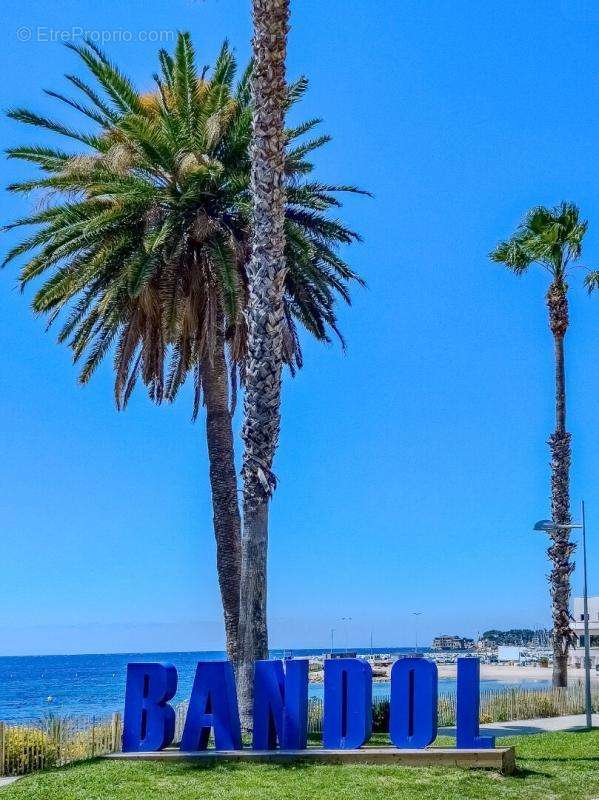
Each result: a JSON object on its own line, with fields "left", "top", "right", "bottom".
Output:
{"left": 569, "top": 596, "right": 599, "bottom": 670}
{"left": 431, "top": 636, "right": 475, "bottom": 651}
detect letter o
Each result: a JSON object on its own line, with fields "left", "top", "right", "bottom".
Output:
{"left": 389, "top": 658, "right": 437, "bottom": 749}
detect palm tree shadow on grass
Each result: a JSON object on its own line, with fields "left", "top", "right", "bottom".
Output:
{"left": 509, "top": 766, "right": 554, "bottom": 779}
{"left": 169, "top": 760, "right": 319, "bottom": 775}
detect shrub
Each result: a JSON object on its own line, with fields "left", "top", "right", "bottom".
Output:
{"left": 3, "top": 726, "right": 57, "bottom": 774}
{"left": 372, "top": 699, "right": 390, "bottom": 733}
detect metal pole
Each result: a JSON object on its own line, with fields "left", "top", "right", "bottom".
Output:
{"left": 0, "top": 723, "right": 5, "bottom": 777}
{"left": 581, "top": 500, "right": 593, "bottom": 728}
{"left": 413, "top": 612, "right": 422, "bottom": 654}
{"left": 330, "top": 628, "right": 335, "bottom": 657}
{"left": 341, "top": 617, "right": 351, "bottom": 654}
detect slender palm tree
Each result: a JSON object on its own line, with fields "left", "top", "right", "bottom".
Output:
{"left": 490, "top": 202, "right": 590, "bottom": 687}
{"left": 3, "top": 33, "right": 365, "bottom": 663}
{"left": 237, "top": 0, "right": 291, "bottom": 724}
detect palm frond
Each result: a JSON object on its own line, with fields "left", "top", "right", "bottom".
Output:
{"left": 4, "top": 33, "right": 366, "bottom": 412}
{"left": 43, "top": 89, "right": 111, "bottom": 127}
{"left": 5, "top": 145, "right": 73, "bottom": 173}
{"left": 66, "top": 40, "right": 142, "bottom": 115}
{"left": 212, "top": 40, "right": 236, "bottom": 88}
{"left": 158, "top": 49, "right": 175, "bottom": 88}
{"left": 286, "top": 117, "right": 322, "bottom": 142}
{"left": 65, "top": 74, "right": 120, "bottom": 121}
{"left": 172, "top": 32, "right": 198, "bottom": 142}
{"left": 7, "top": 108, "right": 102, "bottom": 147}
{"left": 286, "top": 135, "right": 332, "bottom": 163}
{"left": 209, "top": 235, "right": 241, "bottom": 321}
{"left": 285, "top": 75, "right": 309, "bottom": 108}
{"left": 584, "top": 271, "right": 599, "bottom": 293}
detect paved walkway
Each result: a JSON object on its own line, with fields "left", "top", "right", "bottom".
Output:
{"left": 0, "top": 778, "right": 19, "bottom": 788}
{"left": 440, "top": 713, "right": 599, "bottom": 737}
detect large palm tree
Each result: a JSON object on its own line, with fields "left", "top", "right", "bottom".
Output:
{"left": 3, "top": 33, "right": 365, "bottom": 663}
{"left": 237, "top": 0, "right": 291, "bottom": 724}
{"left": 490, "top": 202, "right": 590, "bottom": 687}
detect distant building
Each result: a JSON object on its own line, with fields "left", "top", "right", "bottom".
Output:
{"left": 497, "top": 645, "right": 522, "bottom": 663}
{"left": 478, "top": 629, "right": 550, "bottom": 649}
{"left": 569, "top": 596, "right": 599, "bottom": 669}
{"left": 432, "top": 635, "right": 475, "bottom": 652}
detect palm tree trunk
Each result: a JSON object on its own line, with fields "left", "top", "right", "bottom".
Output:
{"left": 202, "top": 320, "right": 242, "bottom": 663}
{"left": 237, "top": 0, "right": 290, "bottom": 729}
{"left": 547, "top": 280, "right": 574, "bottom": 688}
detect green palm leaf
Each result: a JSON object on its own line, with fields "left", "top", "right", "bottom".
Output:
{"left": 6, "top": 108, "right": 102, "bottom": 147}
{"left": 43, "top": 89, "right": 112, "bottom": 127}
{"left": 66, "top": 40, "right": 142, "bottom": 115}
{"left": 172, "top": 32, "right": 198, "bottom": 143}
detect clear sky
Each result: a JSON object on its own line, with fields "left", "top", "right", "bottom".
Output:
{"left": 1, "top": 0, "right": 599, "bottom": 656}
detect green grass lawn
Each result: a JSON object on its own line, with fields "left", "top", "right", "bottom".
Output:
{"left": 4, "top": 730, "right": 599, "bottom": 800}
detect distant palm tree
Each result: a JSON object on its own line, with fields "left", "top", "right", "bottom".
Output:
{"left": 491, "top": 202, "right": 591, "bottom": 687}
{"left": 237, "top": 0, "right": 290, "bottom": 725}
{"left": 3, "top": 33, "right": 365, "bottom": 662}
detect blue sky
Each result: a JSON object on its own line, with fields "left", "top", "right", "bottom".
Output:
{"left": 1, "top": 0, "right": 599, "bottom": 656}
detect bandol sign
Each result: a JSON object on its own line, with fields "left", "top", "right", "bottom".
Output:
{"left": 122, "top": 656, "right": 494, "bottom": 753}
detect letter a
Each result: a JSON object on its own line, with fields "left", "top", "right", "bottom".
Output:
{"left": 180, "top": 661, "right": 242, "bottom": 751}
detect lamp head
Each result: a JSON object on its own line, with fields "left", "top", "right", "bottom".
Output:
{"left": 534, "top": 520, "right": 555, "bottom": 532}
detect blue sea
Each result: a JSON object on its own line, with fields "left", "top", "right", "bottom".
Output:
{"left": 0, "top": 649, "right": 553, "bottom": 723}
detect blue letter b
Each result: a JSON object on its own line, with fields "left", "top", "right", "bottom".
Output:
{"left": 122, "top": 662, "right": 177, "bottom": 752}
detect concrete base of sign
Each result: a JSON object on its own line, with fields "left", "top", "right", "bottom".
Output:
{"left": 107, "top": 746, "right": 516, "bottom": 774}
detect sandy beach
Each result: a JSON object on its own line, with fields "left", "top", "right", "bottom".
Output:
{"left": 309, "top": 662, "right": 598, "bottom": 684}
{"left": 437, "top": 663, "right": 591, "bottom": 682}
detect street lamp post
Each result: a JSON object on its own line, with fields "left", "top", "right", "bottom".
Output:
{"left": 341, "top": 617, "right": 352, "bottom": 654}
{"left": 412, "top": 612, "right": 422, "bottom": 654}
{"left": 534, "top": 500, "right": 592, "bottom": 728}
{"left": 581, "top": 500, "right": 592, "bottom": 730}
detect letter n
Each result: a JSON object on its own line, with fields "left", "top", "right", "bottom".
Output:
{"left": 253, "top": 659, "right": 309, "bottom": 750}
